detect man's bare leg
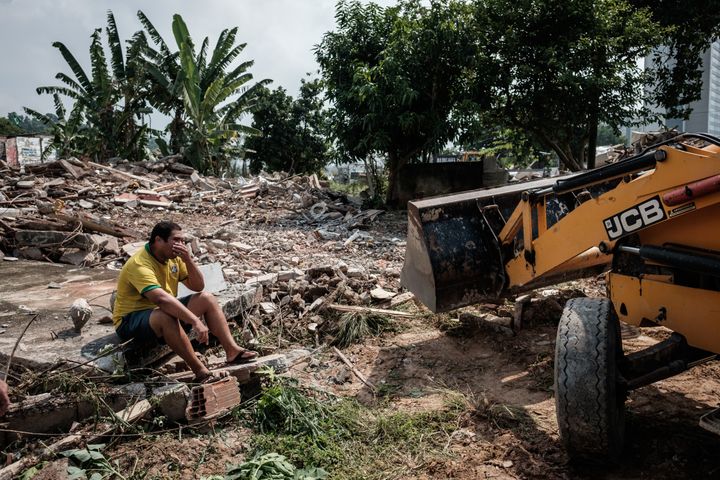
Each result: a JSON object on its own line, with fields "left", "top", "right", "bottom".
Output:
{"left": 187, "top": 292, "right": 255, "bottom": 362}
{"left": 149, "top": 309, "right": 209, "bottom": 377}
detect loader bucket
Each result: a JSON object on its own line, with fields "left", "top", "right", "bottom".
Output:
{"left": 401, "top": 177, "right": 570, "bottom": 313}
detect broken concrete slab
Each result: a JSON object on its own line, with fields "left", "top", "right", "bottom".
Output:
{"left": 16, "top": 180, "right": 35, "bottom": 189}
{"left": 170, "top": 353, "right": 288, "bottom": 384}
{"left": 177, "top": 262, "right": 227, "bottom": 298}
{"left": 259, "top": 302, "right": 277, "bottom": 314}
{"left": 229, "top": 241, "right": 254, "bottom": 252}
{"left": 217, "top": 284, "right": 262, "bottom": 320}
{"left": 152, "top": 383, "right": 191, "bottom": 422}
{"left": 139, "top": 198, "right": 173, "bottom": 208}
{"left": 190, "top": 171, "right": 215, "bottom": 191}
{"left": 0, "top": 260, "right": 117, "bottom": 370}
{"left": 245, "top": 272, "right": 278, "bottom": 288}
{"left": 370, "top": 287, "right": 396, "bottom": 301}
{"left": 59, "top": 249, "right": 95, "bottom": 266}
{"left": 389, "top": 292, "right": 415, "bottom": 307}
{"left": 122, "top": 240, "right": 145, "bottom": 256}
{"left": 0, "top": 384, "right": 143, "bottom": 448}
{"left": 345, "top": 267, "right": 365, "bottom": 278}
{"left": 14, "top": 230, "right": 98, "bottom": 250}
{"left": 0, "top": 207, "right": 37, "bottom": 218}
{"left": 277, "top": 268, "right": 304, "bottom": 282}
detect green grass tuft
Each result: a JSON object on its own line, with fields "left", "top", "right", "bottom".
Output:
{"left": 245, "top": 377, "right": 463, "bottom": 479}
{"left": 331, "top": 312, "right": 392, "bottom": 348}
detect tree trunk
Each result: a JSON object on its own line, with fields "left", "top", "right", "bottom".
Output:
{"left": 587, "top": 113, "right": 598, "bottom": 170}
{"left": 537, "top": 130, "right": 582, "bottom": 171}
{"left": 170, "top": 107, "right": 185, "bottom": 154}
{"left": 385, "top": 151, "right": 398, "bottom": 206}
{"left": 385, "top": 151, "right": 410, "bottom": 207}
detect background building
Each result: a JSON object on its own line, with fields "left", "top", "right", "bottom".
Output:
{"left": 638, "top": 41, "right": 720, "bottom": 136}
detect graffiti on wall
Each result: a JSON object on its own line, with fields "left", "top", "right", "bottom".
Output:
{"left": 2, "top": 136, "right": 56, "bottom": 166}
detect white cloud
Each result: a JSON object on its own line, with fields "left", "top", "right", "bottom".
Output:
{"left": 0, "top": 0, "right": 395, "bottom": 128}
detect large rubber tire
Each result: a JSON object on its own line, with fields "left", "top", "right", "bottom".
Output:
{"left": 555, "top": 297, "right": 625, "bottom": 463}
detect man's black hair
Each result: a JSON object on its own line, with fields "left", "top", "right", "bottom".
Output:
{"left": 149, "top": 221, "right": 181, "bottom": 244}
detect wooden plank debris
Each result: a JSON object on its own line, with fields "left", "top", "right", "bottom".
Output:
{"left": 58, "top": 159, "right": 84, "bottom": 179}
{"left": 88, "top": 161, "right": 161, "bottom": 186}
{"left": 332, "top": 346, "right": 375, "bottom": 392}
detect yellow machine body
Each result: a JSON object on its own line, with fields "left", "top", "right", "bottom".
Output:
{"left": 402, "top": 137, "right": 720, "bottom": 354}
{"left": 500, "top": 144, "right": 720, "bottom": 354}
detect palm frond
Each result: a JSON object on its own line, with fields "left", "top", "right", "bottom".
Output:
{"left": 66, "top": 102, "right": 85, "bottom": 128}
{"left": 54, "top": 73, "right": 84, "bottom": 95}
{"left": 52, "top": 41, "right": 93, "bottom": 94}
{"left": 201, "top": 75, "right": 230, "bottom": 110}
{"left": 137, "top": 10, "right": 171, "bottom": 56}
{"left": 106, "top": 10, "right": 126, "bottom": 81}
{"left": 223, "top": 123, "right": 262, "bottom": 136}
{"left": 89, "top": 29, "right": 111, "bottom": 99}
{"left": 197, "top": 37, "right": 209, "bottom": 73}
{"left": 23, "top": 107, "right": 54, "bottom": 125}
{"left": 145, "top": 63, "right": 171, "bottom": 88}
{"left": 52, "top": 93, "right": 67, "bottom": 119}
{"left": 207, "top": 28, "right": 234, "bottom": 72}
{"left": 36, "top": 85, "right": 81, "bottom": 101}
{"left": 204, "top": 41, "right": 247, "bottom": 89}
{"left": 173, "top": 15, "right": 202, "bottom": 120}
{"left": 225, "top": 60, "right": 255, "bottom": 82}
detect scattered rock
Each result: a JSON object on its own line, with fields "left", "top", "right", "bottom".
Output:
{"left": 370, "top": 287, "right": 396, "bottom": 301}
{"left": 69, "top": 298, "right": 93, "bottom": 332}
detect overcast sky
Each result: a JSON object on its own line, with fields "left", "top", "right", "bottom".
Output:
{"left": 0, "top": 0, "right": 394, "bottom": 125}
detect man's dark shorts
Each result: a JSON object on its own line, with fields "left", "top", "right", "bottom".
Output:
{"left": 116, "top": 295, "right": 194, "bottom": 347}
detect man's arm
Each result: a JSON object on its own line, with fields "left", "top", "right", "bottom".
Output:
{"left": 144, "top": 288, "right": 209, "bottom": 343}
{"left": 173, "top": 243, "right": 205, "bottom": 292}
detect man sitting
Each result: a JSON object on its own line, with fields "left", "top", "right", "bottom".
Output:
{"left": 113, "top": 221, "right": 257, "bottom": 383}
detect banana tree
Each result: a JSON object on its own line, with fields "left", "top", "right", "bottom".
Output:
{"left": 137, "top": 10, "right": 187, "bottom": 155}
{"left": 171, "top": 14, "right": 270, "bottom": 174}
{"left": 35, "top": 11, "right": 149, "bottom": 161}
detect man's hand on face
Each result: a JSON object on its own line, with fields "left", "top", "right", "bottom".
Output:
{"left": 172, "top": 241, "right": 192, "bottom": 263}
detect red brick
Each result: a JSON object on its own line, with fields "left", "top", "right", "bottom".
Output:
{"left": 186, "top": 376, "right": 241, "bottom": 423}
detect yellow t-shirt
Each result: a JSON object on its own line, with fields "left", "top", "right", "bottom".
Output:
{"left": 112, "top": 243, "right": 188, "bottom": 328}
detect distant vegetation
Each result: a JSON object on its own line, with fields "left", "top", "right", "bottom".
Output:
{"left": 12, "top": 1, "right": 720, "bottom": 204}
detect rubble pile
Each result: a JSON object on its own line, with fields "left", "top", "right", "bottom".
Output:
{"left": 0, "top": 156, "right": 392, "bottom": 257}
{"left": 0, "top": 155, "right": 411, "bottom": 345}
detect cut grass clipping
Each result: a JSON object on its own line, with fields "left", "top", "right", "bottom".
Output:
{"left": 247, "top": 376, "right": 462, "bottom": 479}
{"left": 331, "top": 311, "right": 391, "bottom": 348}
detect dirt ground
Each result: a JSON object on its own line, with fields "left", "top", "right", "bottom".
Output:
{"left": 18, "top": 193, "right": 720, "bottom": 479}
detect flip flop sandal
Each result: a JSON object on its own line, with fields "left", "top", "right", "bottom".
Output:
{"left": 226, "top": 349, "right": 259, "bottom": 365}
{"left": 192, "top": 370, "right": 229, "bottom": 385}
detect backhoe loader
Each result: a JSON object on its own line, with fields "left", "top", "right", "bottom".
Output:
{"left": 401, "top": 133, "right": 720, "bottom": 461}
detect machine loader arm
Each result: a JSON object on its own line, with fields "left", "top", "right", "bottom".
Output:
{"left": 401, "top": 134, "right": 720, "bottom": 313}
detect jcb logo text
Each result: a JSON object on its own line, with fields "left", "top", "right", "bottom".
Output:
{"left": 603, "top": 196, "right": 666, "bottom": 240}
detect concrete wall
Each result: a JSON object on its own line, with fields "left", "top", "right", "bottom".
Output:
{"left": 397, "top": 160, "right": 509, "bottom": 205}
{"left": 4, "top": 136, "right": 56, "bottom": 167}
